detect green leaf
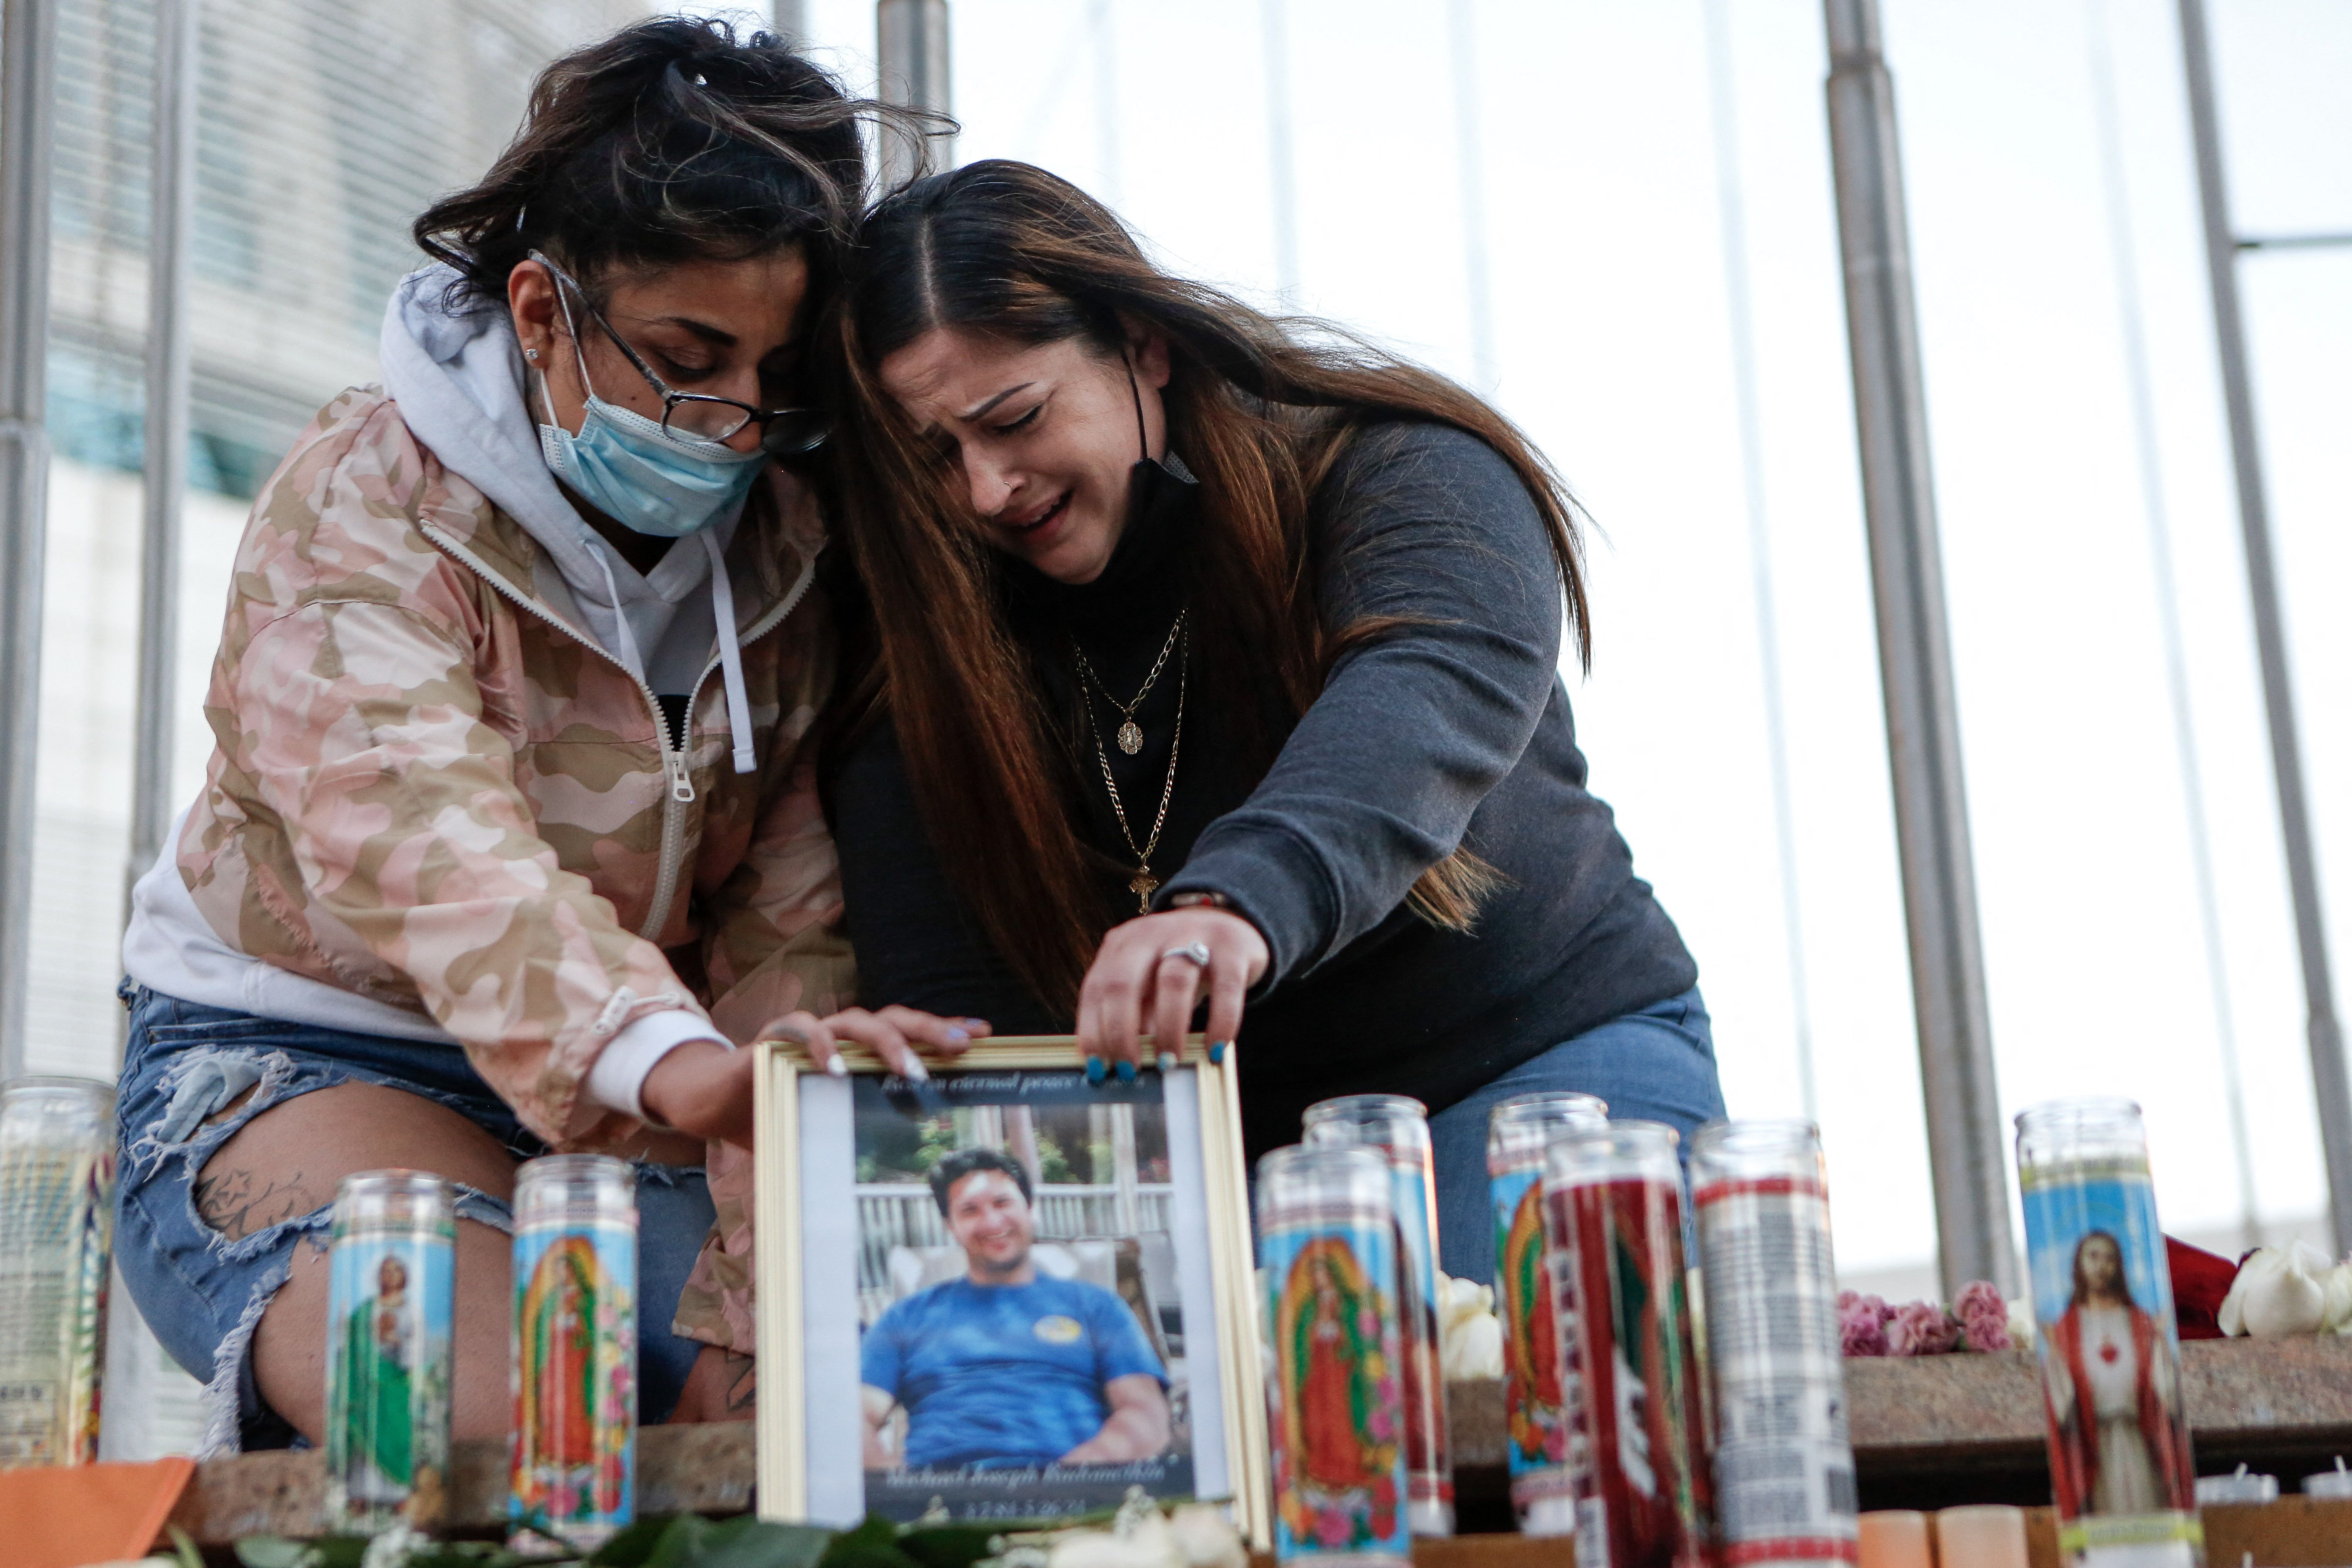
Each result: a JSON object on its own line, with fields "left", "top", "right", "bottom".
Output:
{"left": 588, "top": 1516, "right": 684, "bottom": 1567}
{"left": 643, "top": 1514, "right": 721, "bottom": 1568}
{"left": 683, "top": 1518, "right": 836, "bottom": 1568}
{"left": 817, "top": 1520, "right": 923, "bottom": 1568}
{"left": 894, "top": 1526, "right": 1004, "bottom": 1568}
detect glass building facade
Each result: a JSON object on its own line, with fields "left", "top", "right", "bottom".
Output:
{"left": 35, "top": 0, "right": 650, "bottom": 1456}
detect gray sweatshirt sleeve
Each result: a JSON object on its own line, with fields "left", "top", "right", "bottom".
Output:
{"left": 1159, "top": 423, "right": 1565, "bottom": 987}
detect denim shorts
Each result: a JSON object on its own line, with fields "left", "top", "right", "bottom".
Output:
{"left": 113, "top": 981, "right": 715, "bottom": 1454}
{"left": 1426, "top": 986, "right": 1726, "bottom": 1284}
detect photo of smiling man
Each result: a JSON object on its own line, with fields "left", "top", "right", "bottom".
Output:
{"left": 861, "top": 1147, "right": 1172, "bottom": 1475}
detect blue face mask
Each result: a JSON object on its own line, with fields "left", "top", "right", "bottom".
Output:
{"left": 532, "top": 273, "right": 767, "bottom": 540}
{"left": 538, "top": 393, "right": 765, "bottom": 540}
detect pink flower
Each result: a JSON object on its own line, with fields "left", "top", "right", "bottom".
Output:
{"left": 1960, "top": 1310, "right": 2011, "bottom": 1352}
{"left": 1317, "top": 1506, "right": 1353, "bottom": 1548}
{"left": 1839, "top": 1291, "right": 1893, "bottom": 1356}
{"left": 1953, "top": 1280, "right": 2005, "bottom": 1321}
{"left": 1953, "top": 1280, "right": 2011, "bottom": 1351}
{"left": 1837, "top": 1290, "right": 1891, "bottom": 1322}
{"left": 1840, "top": 1303, "right": 1888, "bottom": 1357}
{"left": 1886, "top": 1299, "right": 1962, "bottom": 1356}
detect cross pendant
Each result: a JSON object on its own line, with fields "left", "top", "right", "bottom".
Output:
{"left": 1129, "top": 871, "right": 1159, "bottom": 913}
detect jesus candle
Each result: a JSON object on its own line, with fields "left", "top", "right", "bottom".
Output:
{"left": 2015, "top": 1099, "right": 2201, "bottom": 1568}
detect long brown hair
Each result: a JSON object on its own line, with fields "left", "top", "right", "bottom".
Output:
{"left": 831, "top": 160, "right": 1588, "bottom": 1013}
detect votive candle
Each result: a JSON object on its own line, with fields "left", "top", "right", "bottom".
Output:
{"left": 1935, "top": 1504, "right": 2029, "bottom": 1568}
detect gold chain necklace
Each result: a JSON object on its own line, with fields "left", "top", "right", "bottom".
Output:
{"left": 1078, "top": 625, "right": 1187, "bottom": 912}
{"left": 1070, "top": 609, "right": 1187, "bottom": 756}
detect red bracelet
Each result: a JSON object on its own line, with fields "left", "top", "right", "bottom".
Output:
{"left": 1166, "top": 891, "right": 1232, "bottom": 911}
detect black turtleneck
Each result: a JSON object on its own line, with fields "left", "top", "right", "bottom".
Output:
{"left": 831, "top": 422, "right": 1699, "bottom": 1161}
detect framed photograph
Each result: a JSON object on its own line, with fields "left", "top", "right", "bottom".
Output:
{"left": 753, "top": 1036, "right": 1270, "bottom": 1542}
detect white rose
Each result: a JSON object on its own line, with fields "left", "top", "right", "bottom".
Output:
{"left": 1049, "top": 1517, "right": 1180, "bottom": 1568}
{"left": 1444, "top": 1307, "right": 1505, "bottom": 1380}
{"left": 2218, "top": 1242, "right": 2330, "bottom": 1338}
{"left": 1166, "top": 1504, "right": 1248, "bottom": 1568}
{"left": 1434, "top": 1270, "right": 1504, "bottom": 1379}
{"left": 2323, "top": 1262, "right": 2352, "bottom": 1335}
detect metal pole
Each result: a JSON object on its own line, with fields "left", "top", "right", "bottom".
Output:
{"left": 131, "top": 0, "right": 198, "bottom": 909}
{"left": 0, "top": 0, "right": 59, "bottom": 1082}
{"left": 2176, "top": 0, "right": 2352, "bottom": 1256}
{"left": 1821, "top": 0, "right": 2015, "bottom": 1298}
{"left": 876, "top": 0, "right": 950, "bottom": 189}
{"left": 1444, "top": 0, "right": 1495, "bottom": 390}
{"left": 1707, "top": 0, "right": 1817, "bottom": 1127}
{"left": 1090, "top": 0, "right": 1120, "bottom": 211}
{"left": 1260, "top": 0, "right": 1300, "bottom": 303}
{"left": 2088, "top": 0, "right": 2258, "bottom": 1252}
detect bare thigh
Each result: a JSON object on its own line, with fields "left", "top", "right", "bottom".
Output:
{"left": 194, "top": 1081, "right": 520, "bottom": 1443}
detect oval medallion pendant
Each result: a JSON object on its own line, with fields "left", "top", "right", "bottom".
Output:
{"left": 1117, "top": 720, "right": 1143, "bottom": 755}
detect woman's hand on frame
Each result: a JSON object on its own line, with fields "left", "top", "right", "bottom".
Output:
{"left": 1076, "top": 906, "right": 1268, "bottom": 1080}
{"left": 772, "top": 1005, "right": 990, "bottom": 1084}
{"left": 640, "top": 1007, "right": 989, "bottom": 1143}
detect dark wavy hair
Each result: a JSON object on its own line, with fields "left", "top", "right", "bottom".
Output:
{"left": 412, "top": 16, "right": 938, "bottom": 308}
{"left": 928, "top": 1148, "right": 1034, "bottom": 1216}
{"left": 831, "top": 160, "right": 1588, "bottom": 1013}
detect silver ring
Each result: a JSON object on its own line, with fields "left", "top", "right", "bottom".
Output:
{"left": 1162, "top": 940, "right": 1213, "bottom": 969}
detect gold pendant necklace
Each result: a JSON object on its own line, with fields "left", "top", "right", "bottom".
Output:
{"left": 1072, "top": 610, "right": 1186, "bottom": 756}
{"left": 1079, "top": 625, "right": 1187, "bottom": 913}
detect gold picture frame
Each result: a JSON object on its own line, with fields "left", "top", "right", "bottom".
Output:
{"left": 752, "top": 1035, "right": 1270, "bottom": 1543}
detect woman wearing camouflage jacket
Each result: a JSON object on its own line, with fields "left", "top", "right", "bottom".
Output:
{"left": 110, "top": 19, "right": 973, "bottom": 1453}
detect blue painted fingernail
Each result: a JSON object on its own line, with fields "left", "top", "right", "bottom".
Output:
{"left": 946, "top": 1027, "right": 971, "bottom": 1044}
{"left": 1209, "top": 1040, "right": 1228, "bottom": 1065}
{"left": 1157, "top": 1052, "right": 1177, "bottom": 1075}
{"left": 1116, "top": 1059, "right": 1136, "bottom": 1084}
{"left": 1085, "top": 1055, "right": 1107, "bottom": 1085}
{"left": 827, "top": 1056, "right": 849, "bottom": 1078}
{"left": 905, "top": 1059, "right": 930, "bottom": 1083}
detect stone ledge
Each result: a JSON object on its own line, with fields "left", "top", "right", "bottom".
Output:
{"left": 1846, "top": 1335, "right": 2352, "bottom": 1473}
{"left": 170, "top": 1338, "right": 2352, "bottom": 1545}
{"left": 169, "top": 1421, "right": 754, "bottom": 1544}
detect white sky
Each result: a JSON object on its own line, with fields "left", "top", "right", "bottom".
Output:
{"left": 782, "top": 0, "right": 2352, "bottom": 1277}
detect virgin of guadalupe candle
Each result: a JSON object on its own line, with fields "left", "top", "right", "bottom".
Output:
{"left": 1691, "top": 1119, "right": 1857, "bottom": 1567}
{"left": 509, "top": 1154, "right": 638, "bottom": 1551}
{"left": 1543, "top": 1120, "right": 1713, "bottom": 1568}
{"left": 1258, "top": 1143, "right": 1411, "bottom": 1568}
{"left": 325, "top": 1171, "right": 456, "bottom": 1532}
{"left": 1304, "top": 1094, "right": 1453, "bottom": 1536}
{"left": 2015, "top": 1099, "right": 2201, "bottom": 1568}
{"left": 0, "top": 1077, "right": 115, "bottom": 1469}
{"left": 1486, "top": 1090, "right": 1607, "bottom": 1535}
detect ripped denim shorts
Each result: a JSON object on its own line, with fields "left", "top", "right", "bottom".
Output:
{"left": 113, "top": 982, "right": 716, "bottom": 1455}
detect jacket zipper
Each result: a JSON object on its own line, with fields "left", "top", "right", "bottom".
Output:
{"left": 419, "top": 523, "right": 816, "bottom": 944}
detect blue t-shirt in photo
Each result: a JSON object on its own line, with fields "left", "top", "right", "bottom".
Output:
{"left": 860, "top": 1273, "right": 1166, "bottom": 1469}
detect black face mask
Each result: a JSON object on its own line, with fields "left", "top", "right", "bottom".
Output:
{"left": 1070, "top": 360, "right": 1197, "bottom": 600}
{"left": 1121, "top": 358, "right": 1197, "bottom": 529}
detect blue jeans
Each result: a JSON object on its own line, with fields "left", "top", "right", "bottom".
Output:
{"left": 1427, "top": 987, "right": 1724, "bottom": 1283}
{"left": 113, "top": 982, "right": 715, "bottom": 1453}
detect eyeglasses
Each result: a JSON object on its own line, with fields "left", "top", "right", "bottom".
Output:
{"left": 529, "top": 251, "right": 830, "bottom": 459}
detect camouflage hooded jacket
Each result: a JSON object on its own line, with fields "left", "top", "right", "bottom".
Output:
{"left": 171, "top": 387, "right": 853, "bottom": 1151}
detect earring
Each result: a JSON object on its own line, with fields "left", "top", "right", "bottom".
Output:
{"left": 524, "top": 348, "right": 539, "bottom": 362}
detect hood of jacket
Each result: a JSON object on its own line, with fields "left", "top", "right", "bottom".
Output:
{"left": 379, "top": 262, "right": 757, "bottom": 691}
